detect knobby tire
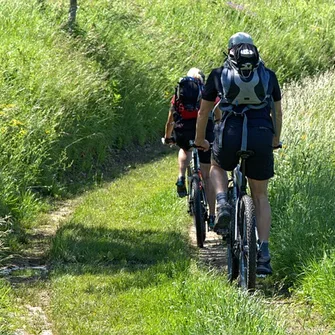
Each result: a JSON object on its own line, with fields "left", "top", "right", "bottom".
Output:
{"left": 227, "top": 186, "right": 239, "bottom": 282}
{"left": 186, "top": 167, "right": 193, "bottom": 216}
{"left": 239, "top": 195, "right": 257, "bottom": 290}
{"left": 191, "top": 175, "right": 205, "bottom": 248}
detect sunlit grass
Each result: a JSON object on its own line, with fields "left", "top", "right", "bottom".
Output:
{"left": 1, "top": 0, "right": 335, "bottom": 332}
{"left": 0, "top": 279, "right": 14, "bottom": 334}
{"left": 297, "top": 251, "right": 335, "bottom": 323}
{"left": 1, "top": 0, "right": 335, "bottom": 224}
{"left": 48, "top": 155, "right": 288, "bottom": 334}
{"left": 268, "top": 71, "right": 335, "bottom": 326}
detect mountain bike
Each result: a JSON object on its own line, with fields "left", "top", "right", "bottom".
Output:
{"left": 162, "top": 137, "right": 209, "bottom": 248}
{"left": 223, "top": 142, "right": 282, "bottom": 290}
{"left": 186, "top": 141, "right": 209, "bottom": 248}
{"left": 224, "top": 149, "right": 258, "bottom": 290}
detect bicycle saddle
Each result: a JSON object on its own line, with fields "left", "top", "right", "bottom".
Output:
{"left": 236, "top": 150, "right": 254, "bottom": 159}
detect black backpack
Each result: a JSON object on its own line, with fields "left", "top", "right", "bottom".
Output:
{"left": 174, "top": 76, "right": 202, "bottom": 120}
{"left": 220, "top": 43, "right": 270, "bottom": 108}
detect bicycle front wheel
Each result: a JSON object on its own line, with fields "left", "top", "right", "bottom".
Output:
{"left": 227, "top": 186, "right": 239, "bottom": 282}
{"left": 191, "top": 175, "right": 205, "bottom": 248}
{"left": 238, "top": 195, "right": 257, "bottom": 290}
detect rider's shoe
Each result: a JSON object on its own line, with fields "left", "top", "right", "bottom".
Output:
{"left": 257, "top": 253, "right": 273, "bottom": 276}
{"left": 214, "top": 201, "right": 231, "bottom": 232}
{"left": 208, "top": 215, "right": 215, "bottom": 230}
{"left": 176, "top": 177, "right": 187, "bottom": 198}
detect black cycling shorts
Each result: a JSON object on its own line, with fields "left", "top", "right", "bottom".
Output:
{"left": 174, "top": 120, "right": 215, "bottom": 164}
{"left": 212, "top": 118, "right": 274, "bottom": 180}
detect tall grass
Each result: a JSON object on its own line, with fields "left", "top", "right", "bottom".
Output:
{"left": 0, "top": 1, "right": 120, "bottom": 224}
{"left": 1, "top": 0, "right": 335, "bottom": 225}
{"left": 269, "top": 70, "right": 335, "bottom": 324}
{"left": 0, "top": 279, "right": 13, "bottom": 334}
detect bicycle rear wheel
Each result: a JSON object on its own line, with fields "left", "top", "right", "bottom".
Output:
{"left": 227, "top": 186, "right": 239, "bottom": 282}
{"left": 191, "top": 175, "right": 206, "bottom": 248}
{"left": 238, "top": 195, "right": 257, "bottom": 290}
{"left": 186, "top": 166, "right": 193, "bottom": 216}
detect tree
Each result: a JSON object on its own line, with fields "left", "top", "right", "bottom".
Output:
{"left": 68, "top": 0, "right": 77, "bottom": 30}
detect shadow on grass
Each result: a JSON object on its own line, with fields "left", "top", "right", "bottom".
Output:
{"left": 47, "top": 223, "right": 192, "bottom": 292}
{"left": 50, "top": 223, "right": 191, "bottom": 274}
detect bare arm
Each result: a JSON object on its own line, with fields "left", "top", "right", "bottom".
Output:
{"left": 164, "top": 106, "right": 175, "bottom": 139}
{"left": 195, "top": 99, "right": 215, "bottom": 148}
{"left": 213, "top": 104, "right": 222, "bottom": 123}
{"left": 272, "top": 100, "right": 282, "bottom": 147}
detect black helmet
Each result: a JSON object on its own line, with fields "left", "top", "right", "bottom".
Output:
{"left": 228, "top": 43, "right": 260, "bottom": 78}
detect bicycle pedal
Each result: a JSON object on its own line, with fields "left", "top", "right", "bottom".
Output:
{"left": 216, "top": 228, "right": 229, "bottom": 236}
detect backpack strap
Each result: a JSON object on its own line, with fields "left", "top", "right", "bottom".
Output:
{"left": 220, "top": 63, "right": 233, "bottom": 105}
{"left": 173, "top": 83, "right": 181, "bottom": 114}
{"left": 241, "top": 113, "right": 248, "bottom": 151}
{"left": 217, "top": 110, "right": 249, "bottom": 151}
{"left": 270, "top": 97, "right": 277, "bottom": 136}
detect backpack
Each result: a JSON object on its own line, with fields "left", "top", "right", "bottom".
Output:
{"left": 220, "top": 43, "right": 270, "bottom": 109}
{"left": 173, "top": 76, "right": 202, "bottom": 120}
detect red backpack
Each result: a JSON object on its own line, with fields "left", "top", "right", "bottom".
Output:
{"left": 173, "top": 76, "right": 202, "bottom": 120}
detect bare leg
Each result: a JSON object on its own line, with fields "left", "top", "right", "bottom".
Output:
{"left": 249, "top": 178, "right": 273, "bottom": 274}
{"left": 200, "top": 162, "right": 215, "bottom": 215}
{"left": 178, "top": 148, "right": 192, "bottom": 178}
{"left": 210, "top": 159, "right": 228, "bottom": 194}
{"left": 210, "top": 159, "right": 231, "bottom": 231}
{"left": 248, "top": 178, "right": 271, "bottom": 242}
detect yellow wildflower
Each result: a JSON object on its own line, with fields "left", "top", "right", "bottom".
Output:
{"left": 11, "top": 119, "right": 24, "bottom": 127}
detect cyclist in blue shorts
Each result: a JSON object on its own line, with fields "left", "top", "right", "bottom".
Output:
{"left": 194, "top": 33, "right": 282, "bottom": 275}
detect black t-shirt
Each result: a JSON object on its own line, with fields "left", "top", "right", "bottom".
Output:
{"left": 202, "top": 66, "right": 281, "bottom": 129}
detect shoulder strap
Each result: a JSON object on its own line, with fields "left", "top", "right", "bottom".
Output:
{"left": 173, "top": 86, "right": 179, "bottom": 111}
{"left": 270, "top": 97, "right": 277, "bottom": 136}
{"left": 220, "top": 63, "right": 233, "bottom": 104}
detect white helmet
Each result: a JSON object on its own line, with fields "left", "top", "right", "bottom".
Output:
{"left": 186, "top": 67, "right": 205, "bottom": 84}
{"left": 228, "top": 32, "right": 253, "bottom": 49}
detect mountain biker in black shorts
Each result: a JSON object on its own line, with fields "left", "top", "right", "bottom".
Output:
{"left": 164, "top": 67, "right": 221, "bottom": 228}
{"left": 194, "top": 33, "right": 283, "bottom": 275}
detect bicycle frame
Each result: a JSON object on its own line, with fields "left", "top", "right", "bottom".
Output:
{"left": 228, "top": 150, "right": 259, "bottom": 289}
{"left": 232, "top": 151, "right": 260, "bottom": 242}
{"left": 187, "top": 144, "right": 209, "bottom": 248}
{"left": 161, "top": 136, "right": 209, "bottom": 248}
{"left": 187, "top": 145, "right": 207, "bottom": 211}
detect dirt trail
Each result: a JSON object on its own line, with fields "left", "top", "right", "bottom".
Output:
{"left": 1, "top": 133, "right": 333, "bottom": 334}
{"left": 0, "top": 200, "right": 77, "bottom": 335}
{"left": 3, "top": 197, "right": 333, "bottom": 335}
{"left": 189, "top": 224, "right": 227, "bottom": 270}
{"left": 189, "top": 223, "right": 335, "bottom": 335}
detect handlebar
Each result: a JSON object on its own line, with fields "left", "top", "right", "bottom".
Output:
{"left": 189, "top": 140, "right": 213, "bottom": 150}
{"left": 273, "top": 141, "right": 283, "bottom": 150}
{"left": 161, "top": 137, "right": 176, "bottom": 145}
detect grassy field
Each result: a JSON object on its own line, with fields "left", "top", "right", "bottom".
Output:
{"left": 3, "top": 69, "right": 335, "bottom": 333}
{"left": 0, "top": 0, "right": 335, "bottom": 225}
{"left": 5, "top": 155, "right": 289, "bottom": 334}
{"left": 1, "top": 0, "right": 335, "bottom": 334}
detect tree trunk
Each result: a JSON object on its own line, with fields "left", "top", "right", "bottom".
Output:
{"left": 68, "top": 0, "right": 77, "bottom": 29}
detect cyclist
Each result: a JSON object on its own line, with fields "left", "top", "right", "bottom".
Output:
{"left": 164, "top": 67, "right": 221, "bottom": 228}
{"left": 194, "top": 33, "right": 282, "bottom": 275}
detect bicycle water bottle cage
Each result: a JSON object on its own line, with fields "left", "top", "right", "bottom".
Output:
{"left": 237, "top": 150, "right": 254, "bottom": 159}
